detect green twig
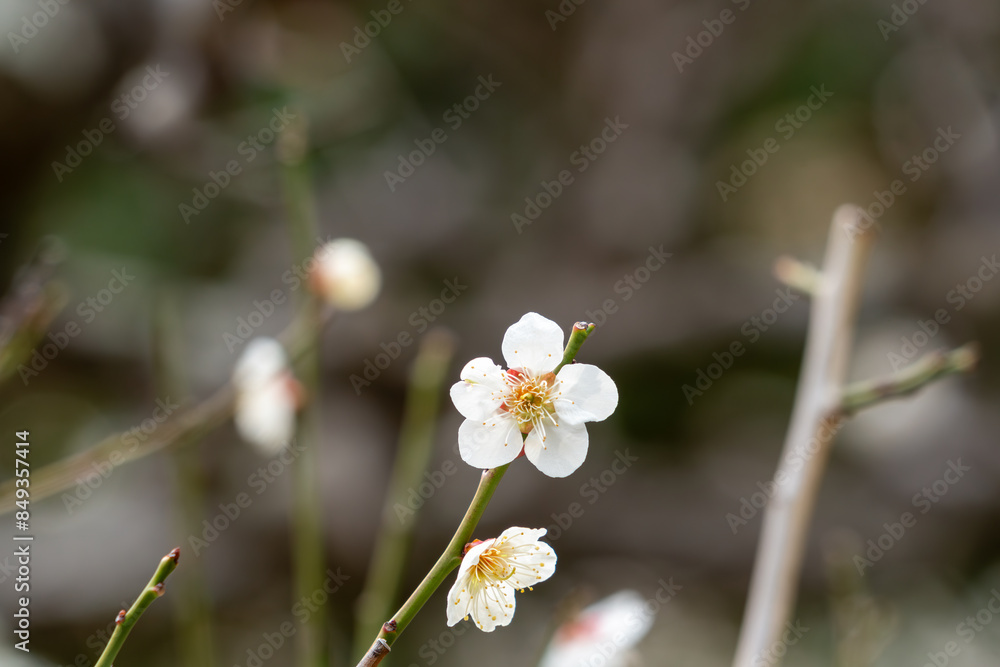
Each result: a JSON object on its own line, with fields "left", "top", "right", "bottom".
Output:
{"left": 279, "top": 110, "right": 329, "bottom": 667}
{"left": 355, "top": 319, "right": 598, "bottom": 667}
{"left": 838, "top": 344, "right": 978, "bottom": 416}
{"left": 93, "top": 548, "right": 181, "bottom": 667}
{"left": 552, "top": 322, "right": 596, "bottom": 375}
{"left": 368, "top": 463, "right": 510, "bottom": 657}
{"left": 353, "top": 329, "right": 456, "bottom": 659}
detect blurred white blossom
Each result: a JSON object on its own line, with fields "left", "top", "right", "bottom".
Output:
{"left": 539, "top": 590, "right": 653, "bottom": 667}
{"left": 309, "top": 238, "right": 381, "bottom": 311}
{"left": 232, "top": 338, "right": 301, "bottom": 455}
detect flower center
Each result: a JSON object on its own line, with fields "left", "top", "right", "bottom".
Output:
{"left": 473, "top": 547, "right": 514, "bottom": 584}
{"left": 501, "top": 369, "right": 558, "bottom": 436}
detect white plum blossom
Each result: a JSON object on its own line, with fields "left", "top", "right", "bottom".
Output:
{"left": 308, "top": 238, "right": 381, "bottom": 311}
{"left": 539, "top": 590, "right": 653, "bottom": 667}
{"left": 232, "top": 338, "right": 301, "bottom": 455}
{"left": 447, "top": 527, "right": 557, "bottom": 632}
{"left": 450, "top": 312, "right": 618, "bottom": 477}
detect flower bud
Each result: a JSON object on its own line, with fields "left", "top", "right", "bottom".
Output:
{"left": 309, "top": 239, "right": 381, "bottom": 311}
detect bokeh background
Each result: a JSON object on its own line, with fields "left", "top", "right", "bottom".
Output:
{"left": 1, "top": 0, "right": 999, "bottom": 665}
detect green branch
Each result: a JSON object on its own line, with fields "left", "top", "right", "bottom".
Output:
{"left": 839, "top": 344, "right": 978, "bottom": 416}
{"left": 552, "top": 322, "right": 596, "bottom": 375}
{"left": 94, "top": 548, "right": 181, "bottom": 667}
{"left": 371, "top": 463, "right": 510, "bottom": 651}
{"left": 355, "top": 319, "right": 598, "bottom": 667}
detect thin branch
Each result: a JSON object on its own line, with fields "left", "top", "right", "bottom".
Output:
{"left": 93, "top": 548, "right": 181, "bottom": 667}
{"left": 356, "top": 639, "right": 390, "bottom": 667}
{"left": 773, "top": 255, "right": 821, "bottom": 296}
{"left": 279, "top": 111, "right": 329, "bottom": 667}
{"left": 732, "top": 205, "right": 875, "bottom": 667}
{"left": 838, "top": 344, "right": 978, "bottom": 416}
{"left": 0, "top": 307, "right": 321, "bottom": 515}
{"left": 354, "top": 465, "right": 510, "bottom": 667}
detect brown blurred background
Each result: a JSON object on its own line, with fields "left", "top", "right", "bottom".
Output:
{"left": 1, "top": 0, "right": 1000, "bottom": 665}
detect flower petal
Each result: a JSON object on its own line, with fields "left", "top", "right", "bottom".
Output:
{"left": 523, "top": 421, "right": 589, "bottom": 478}
{"left": 448, "top": 538, "right": 496, "bottom": 626}
{"left": 495, "top": 526, "right": 548, "bottom": 546}
{"left": 446, "top": 573, "right": 474, "bottom": 626}
{"left": 458, "top": 415, "right": 523, "bottom": 469}
{"left": 553, "top": 364, "right": 618, "bottom": 425}
{"left": 499, "top": 530, "right": 557, "bottom": 590}
{"left": 450, "top": 357, "right": 507, "bottom": 420}
{"left": 470, "top": 581, "right": 517, "bottom": 632}
{"left": 502, "top": 312, "right": 564, "bottom": 374}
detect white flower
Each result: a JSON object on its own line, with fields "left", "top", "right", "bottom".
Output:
{"left": 450, "top": 312, "right": 618, "bottom": 477}
{"left": 232, "top": 338, "right": 301, "bottom": 455}
{"left": 447, "top": 527, "right": 557, "bottom": 632}
{"left": 539, "top": 590, "right": 653, "bottom": 667}
{"left": 309, "top": 238, "right": 381, "bottom": 311}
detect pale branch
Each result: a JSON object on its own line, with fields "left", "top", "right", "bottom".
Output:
{"left": 773, "top": 255, "right": 821, "bottom": 296}
{"left": 733, "top": 205, "right": 876, "bottom": 667}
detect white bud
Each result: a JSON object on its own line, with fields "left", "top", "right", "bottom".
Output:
{"left": 310, "top": 238, "right": 381, "bottom": 311}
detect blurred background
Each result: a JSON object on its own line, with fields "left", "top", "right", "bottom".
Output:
{"left": 1, "top": 0, "right": 999, "bottom": 665}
